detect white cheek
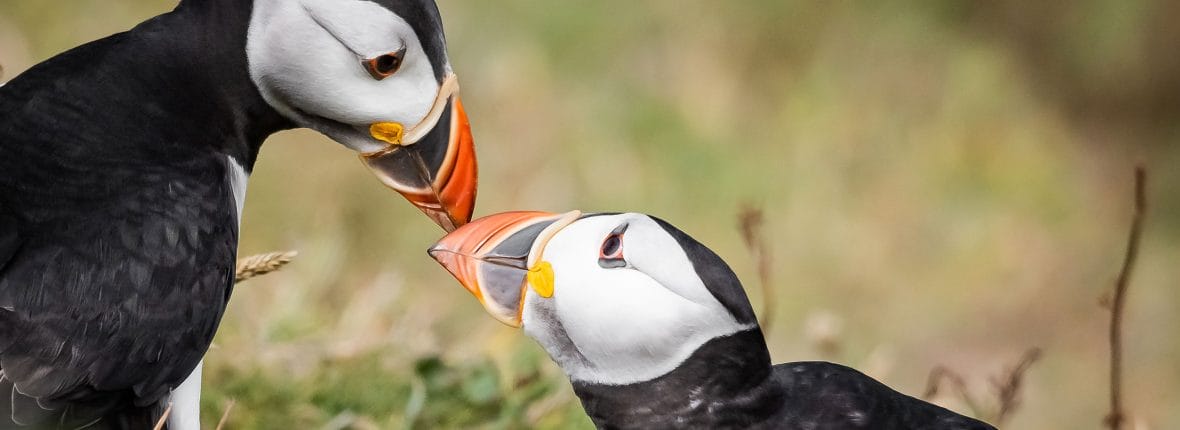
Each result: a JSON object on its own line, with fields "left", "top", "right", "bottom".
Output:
{"left": 556, "top": 269, "right": 701, "bottom": 352}
{"left": 551, "top": 268, "right": 745, "bottom": 384}
{"left": 248, "top": 0, "right": 440, "bottom": 127}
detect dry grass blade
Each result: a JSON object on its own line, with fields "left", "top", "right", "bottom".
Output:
{"left": 235, "top": 251, "right": 298, "bottom": 284}
{"left": 216, "top": 399, "right": 236, "bottom": 430}
{"left": 923, "top": 366, "right": 983, "bottom": 418}
{"left": 738, "top": 205, "right": 776, "bottom": 334}
{"left": 152, "top": 402, "right": 173, "bottom": 430}
{"left": 992, "top": 348, "right": 1042, "bottom": 425}
{"left": 924, "top": 347, "right": 1042, "bottom": 425}
{"left": 1105, "top": 166, "right": 1148, "bottom": 430}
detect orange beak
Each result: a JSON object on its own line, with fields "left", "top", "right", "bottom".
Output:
{"left": 361, "top": 94, "right": 477, "bottom": 232}
{"left": 428, "top": 211, "right": 576, "bottom": 327}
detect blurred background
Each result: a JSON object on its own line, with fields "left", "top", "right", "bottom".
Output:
{"left": 2, "top": 1, "right": 1178, "bottom": 428}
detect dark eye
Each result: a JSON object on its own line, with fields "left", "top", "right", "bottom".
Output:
{"left": 598, "top": 223, "right": 628, "bottom": 268}
{"left": 363, "top": 48, "right": 406, "bottom": 80}
{"left": 601, "top": 234, "right": 623, "bottom": 259}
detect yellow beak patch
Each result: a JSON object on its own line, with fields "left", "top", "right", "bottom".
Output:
{"left": 370, "top": 122, "right": 406, "bottom": 145}
{"left": 527, "top": 261, "right": 555, "bottom": 298}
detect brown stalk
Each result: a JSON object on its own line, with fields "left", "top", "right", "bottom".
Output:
{"left": 923, "top": 366, "right": 983, "bottom": 418}
{"left": 215, "top": 399, "right": 236, "bottom": 430}
{"left": 738, "top": 206, "right": 776, "bottom": 334}
{"left": 1105, "top": 166, "right": 1148, "bottom": 430}
{"left": 235, "top": 251, "right": 298, "bottom": 284}
{"left": 923, "top": 347, "right": 1042, "bottom": 425}
{"left": 992, "top": 348, "right": 1042, "bottom": 425}
{"left": 152, "top": 402, "right": 173, "bottom": 430}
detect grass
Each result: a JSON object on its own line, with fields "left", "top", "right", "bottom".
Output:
{"left": 2, "top": 1, "right": 1179, "bottom": 428}
{"left": 236, "top": 251, "right": 299, "bottom": 284}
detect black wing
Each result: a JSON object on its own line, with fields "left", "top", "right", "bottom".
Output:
{"left": 0, "top": 208, "right": 17, "bottom": 273}
{"left": 0, "top": 32, "right": 240, "bottom": 428}
{"left": 0, "top": 178, "right": 238, "bottom": 428}
{"left": 771, "top": 361, "right": 996, "bottom": 430}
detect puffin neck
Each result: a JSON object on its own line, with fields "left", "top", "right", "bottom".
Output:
{"left": 570, "top": 328, "right": 783, "bottom": 429}
{"left": 132, "top": 0, "right": 292, "bottom": 170}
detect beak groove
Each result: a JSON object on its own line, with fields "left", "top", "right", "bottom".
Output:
{"left": 362, "top": 82, "right": 477, "bottom": 232}
{"left": 428, "top": 211, "right": 565, "bottom": 327}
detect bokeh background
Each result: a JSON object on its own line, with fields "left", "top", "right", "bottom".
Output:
{"left": 2, "top": 1, "right": 1178, "bottom": 428}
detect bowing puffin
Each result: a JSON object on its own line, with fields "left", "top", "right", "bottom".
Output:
{"left": 430, "top": 211, "right": 996, "bottom": 430}
{"left": 0, "top": 0, "right": 476, "bottom": 428}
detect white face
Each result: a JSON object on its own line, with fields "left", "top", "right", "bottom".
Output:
{"left": 520, "top": 214, "right": 756, "bottom": 385}
{"left": 247, "top": 0, "right": 446, "bottom": 153}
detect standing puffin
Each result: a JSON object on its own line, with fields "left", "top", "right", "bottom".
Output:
{"left": 0, "top": 0, "right": 476, "bottom": 428}
{"left": 430, "top": 211, "right": 997, "bottom": 430}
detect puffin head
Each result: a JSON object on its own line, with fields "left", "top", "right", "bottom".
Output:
{"left": 246, "top": 0, "right": 475, "bottom": 231}
{"left": 429, "top": 211, "right": 760, "bottom": 384}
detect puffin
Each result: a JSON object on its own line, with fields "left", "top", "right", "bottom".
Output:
{"left": 429, "top": 211, "right": 997, "bottom": 430}
{"left": 0, "top": 0, "right": 476, "bottom": 428}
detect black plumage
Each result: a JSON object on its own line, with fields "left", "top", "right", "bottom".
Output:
{"left": 567, "top": 219, "right": 996, "bottom": 430}
{"left": 573, "top": 329, "right": 995, "bottom": 430}
{"left": 0, "top": 1, "right": 288, "bottom": 427}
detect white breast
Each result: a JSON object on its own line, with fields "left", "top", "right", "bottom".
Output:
{"left": 167, "top": 361, "right": 203, "bottom": 430}
{"left": 226, "top": 155, "right": 249, "bottom": 226}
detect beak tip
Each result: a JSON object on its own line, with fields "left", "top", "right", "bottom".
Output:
{"left": 426, "top": 243, "right": 455, "bottom": 265}
{"left": 426, "top": 245, "right": 453, "bottom": 268}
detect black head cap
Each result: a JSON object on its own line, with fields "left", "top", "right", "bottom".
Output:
{"left": 651, "top": 217, "right": 759, "bottom": 326}
{"left": 365, "top": 0, "right": 449, "bottom": 81}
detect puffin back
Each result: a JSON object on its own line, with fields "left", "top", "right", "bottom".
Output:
{"left": 769, "top": 361, "right": 997, "bottom": 430}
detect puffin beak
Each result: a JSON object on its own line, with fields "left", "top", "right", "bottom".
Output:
{"left": 428, "top": 211, "right": 581, "bottom": 327}
{"left": 361, "top": 76, "right": 477, "bottom": 232}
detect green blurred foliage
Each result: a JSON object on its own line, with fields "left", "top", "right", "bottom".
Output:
{"left": 1, "top": 1, "right": 1178, "bottom": 429}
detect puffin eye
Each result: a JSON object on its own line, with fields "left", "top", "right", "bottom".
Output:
{"left": 363, "top": 47, "right": 406, "bottom": 80}
{"left": 601, "top": 234, "right": 623, "bottom": 259}
{"left": 598, "top": 223, "right": 629, "bottom": 268}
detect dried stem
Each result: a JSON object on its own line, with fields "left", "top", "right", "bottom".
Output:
{"left": 924, "top": 347, "right": 1041, "bottom": 425}
{"left": 923, "top": 366, "right": 983, "bottom": 418}
{"left": 235, "top": 251, "right": 298, "bottom": 284}
{"left": 738, "top": 206, "right": 776, "bottom": 334}
{"left": 215, "top": 399, "right": 236, "bottom": 430}
{"left": 992, "top": 348, "right": 1042, "bottom": 425}
{"left": 152, "top": 402, "right": 173, "bottom": 430}
{"left": 1106, "top": 166, "right": 1147, "bottom": 430}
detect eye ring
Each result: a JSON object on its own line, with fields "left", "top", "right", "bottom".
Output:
{"left": 363, "top": 47, "right": 406, "bottom": 80}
